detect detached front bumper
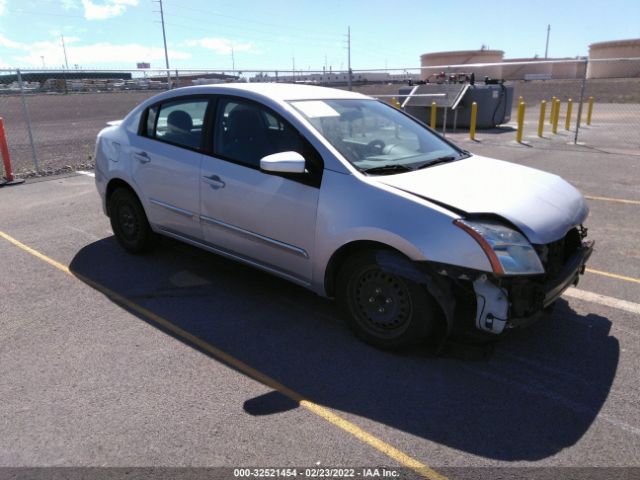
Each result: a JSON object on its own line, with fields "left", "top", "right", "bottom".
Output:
{"left": 472, "top": 239, "right": 594, "bottom": 334}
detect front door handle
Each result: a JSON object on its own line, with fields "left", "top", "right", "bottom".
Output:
{"left": 133, "top": 151, "right": 150, "bottom": 164}
{"left": 202, "top": 174, "right": 226, "bottom": 189}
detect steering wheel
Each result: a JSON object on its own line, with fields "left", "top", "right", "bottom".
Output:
{"left": 365, "top": 139, "right": 386, "bottom": 155}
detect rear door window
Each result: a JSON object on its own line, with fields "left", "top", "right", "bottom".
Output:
{"left": 152, "top": 98, "right": 209, "bottom": 150}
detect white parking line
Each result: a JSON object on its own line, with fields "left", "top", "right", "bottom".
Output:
{"left": 77, "top": 170, "right": 95, "bottom": 177}
{"left": 565, "top": 288, "right": 640, "bottom": 315}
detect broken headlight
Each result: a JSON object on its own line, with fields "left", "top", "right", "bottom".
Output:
{"left": 454, "top": 219, "right": 545, "bottom": 275}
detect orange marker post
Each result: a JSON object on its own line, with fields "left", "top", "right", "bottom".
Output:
{"left": 0, "top": 118, "right": 24, "bottom": 186}
{"left": 0, "top": 118, "right": 15, "bottom": 182}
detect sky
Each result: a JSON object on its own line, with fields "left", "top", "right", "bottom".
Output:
{"left": 0, "top": 0, "right": 638, "bottom": 72}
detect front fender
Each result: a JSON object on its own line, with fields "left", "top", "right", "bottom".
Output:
{"left": 311, "top": 170, "right": 493, "bottom": 296}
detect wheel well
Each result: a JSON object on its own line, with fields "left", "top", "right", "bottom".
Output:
{"left": 324, "top": 240, "right": 404, "bottom": 298}
{"left": 325, "top": 240, "right": 452, "bottom": 347}
{"left": 105, "top": 178, "right": 137, "bottom": 217}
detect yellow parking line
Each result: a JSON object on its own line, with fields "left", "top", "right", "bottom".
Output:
{"left": 585, "top": 195, "right": 640, "bottom": 205}
{"left": 586, "top": 268, "right": 640, "bottom": 285}
{"left": 0, "top": 229, "right": 446, "bottom": 480}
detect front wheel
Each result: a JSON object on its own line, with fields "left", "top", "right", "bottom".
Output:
{"left": 336, "top": 250, "right": 437, "bottom": 350}
{"left": 109, "top": 187, "right": 155, "bottom": 253}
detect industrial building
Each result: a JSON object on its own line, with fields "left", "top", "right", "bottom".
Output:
{"left": 420, "top": 38, "right": 640, "bottom": 81}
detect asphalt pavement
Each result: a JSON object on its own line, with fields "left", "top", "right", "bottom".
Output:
{"left": 0, "top": 135, "right": 639, "bottom": 479}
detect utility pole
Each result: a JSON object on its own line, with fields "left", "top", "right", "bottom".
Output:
{"left": 292, "top": 56, "right": 295, "bottom": 81}
{"left": 544, "top": 24, "right": 551, "bottom": 59}
{"left": 231, "top": 45, "right": 235, "bottom": 71}
{"left": 347, "top": 26, "right": 352, "bottom": 90}
{"left": 155, "top": 0, "right": 171, "bottom": 88}
{"left": 61, "top": 35, "right": 69, "bottom": 70}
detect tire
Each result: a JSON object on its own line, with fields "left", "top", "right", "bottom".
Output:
{"left": 109, "top": 187, "right": 155, "bottom": 253}
{"left": 336, "top": 250, "right": 437, "bottom": 350}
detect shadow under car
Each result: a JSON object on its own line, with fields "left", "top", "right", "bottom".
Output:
{"left": 69, "top": 236, "right": 619, "bottom": 461}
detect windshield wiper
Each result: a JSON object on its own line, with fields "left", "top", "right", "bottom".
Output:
{"left": 415, "top": 155, "right": 459, "bottom": 170}
{"left": 361, "top": 164, "right": 414, "bottom": 175}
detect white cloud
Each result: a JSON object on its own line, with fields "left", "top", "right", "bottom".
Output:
{"left": 61, "top": 0, "right": 80, "bottom": 10}
{"left": 0, "top": 34, "right": 27, "bottom": 50}
{"left": 0, "top": 0, "right": 6, "bottom": 15}
{"left": 183, "top": 38, "right": 254, "bottom": 56}
{"left": 81, "top": 0, "right": 138, "bottom": 20}
{"left": 0, "top": 34, "right": 190, "bottom": 68}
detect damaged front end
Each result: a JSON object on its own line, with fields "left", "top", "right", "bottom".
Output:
{"left": 422, "top": 225, "right": 594, "bottom": 339}
{"left": 496, "top": 226, "right": 594, "bottom": 332}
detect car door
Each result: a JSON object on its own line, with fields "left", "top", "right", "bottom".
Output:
{"left": 130, "top": 96, "right": 210, "bottom": 240}
{"left": 199, "top": 96, "right": 323, "bottom": 286}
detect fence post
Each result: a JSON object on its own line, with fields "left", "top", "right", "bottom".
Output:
{"left": 538, "top": 100, "right": 546, "bottom": 137}
{"left": 574, "top": 59, "right": 589, "bottom": 144}
{"left": 16, "top": 69, "right": 39, "bottom": 172}
{"left": 430, "top": 102, "right": 437, "bottom": 129}
{"left": 469, "top": 102, "right": 477, "bottom": 140}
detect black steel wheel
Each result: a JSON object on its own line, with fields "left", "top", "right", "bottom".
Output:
{"left": 109, "top": 187, "right": 155, "bottom": 253}
{"left": 337, "top": 250, "right": 437, "bottom": 350}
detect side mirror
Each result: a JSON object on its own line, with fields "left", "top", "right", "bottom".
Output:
{"left": 260, "top": 151, "right": 306, "bottom": 174}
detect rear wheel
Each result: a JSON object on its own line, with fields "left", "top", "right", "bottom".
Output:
{"left": 109, "top": 187, "right": 155, "bottom": 253}
{"left": 336, "top": 250, "right": 437, "bottom": 350}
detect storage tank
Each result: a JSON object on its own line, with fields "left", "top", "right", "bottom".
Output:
{"left": 420, "top": 50, "right": 504, "bottom": 81}
{"left": 587, "top": 38, "right": 640, "bottom": 78}
{"left": 551, "top": 59, "right": 581, "bottom": 79}
{"left": 502, "top": 58, "right": 552, "bottom": 80}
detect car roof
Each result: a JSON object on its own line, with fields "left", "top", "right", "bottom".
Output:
{"left": 166, "top": 82, "right": 371, "bottom": 102}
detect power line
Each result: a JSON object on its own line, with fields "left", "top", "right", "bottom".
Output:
{"left": 160, "top": 10, "right": 341, "bottom": 43}
{"left": 163, "top": 20, "right": 342, "bottom": 54}
{"left": 161, "top": 0, "right": 344, "bottom": 40}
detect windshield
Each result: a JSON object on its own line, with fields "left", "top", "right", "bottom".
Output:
{"left": 290, "top": 99, "right": 465, "bottom": 174}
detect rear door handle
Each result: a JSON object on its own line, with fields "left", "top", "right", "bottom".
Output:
{"left": 202, "top": 174, "right": 226, "bottom": 189}
{"left": 133, "top": 151, "right": 150, "bottom": 163}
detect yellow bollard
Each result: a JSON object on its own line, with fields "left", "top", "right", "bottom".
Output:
{"left": 552, "top": 99, "right": 560, "bottom": 134}
{"left": 565, "top": 98, "right": 573, "bottom": 130}
{"left": 516, "top": 101, "right": 526, "bottom": 143}
{"left": 430, "top": 102, "right": 437, "bottom": 129}
{"left": 587, "top": 96, "right": 594, "bottom": 125}
{"left": 538, "top": 100, "right": 546, "bottom": 137}
{"left": 518, "top": 95, "right": 523, "bottom": 104}
{"left": 391, "top": 97, "right": 401, "bottom": 109}
{"left": 549, "top": 96, "right": 556, "bottom": 124}
{"left": 469, "top": 102, "right": 478, "bottom": 140}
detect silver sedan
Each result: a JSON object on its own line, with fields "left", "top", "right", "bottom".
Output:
{"left": 94, "top": 83, "right": 593, "bottom": 350}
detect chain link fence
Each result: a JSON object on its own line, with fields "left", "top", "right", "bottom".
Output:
{"left": 0, "top": 58, "right": 638, "bottom": 178}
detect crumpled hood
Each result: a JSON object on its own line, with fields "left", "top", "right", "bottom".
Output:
{"left": 377, "top": 155, "right": 589, "bottom": 244}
